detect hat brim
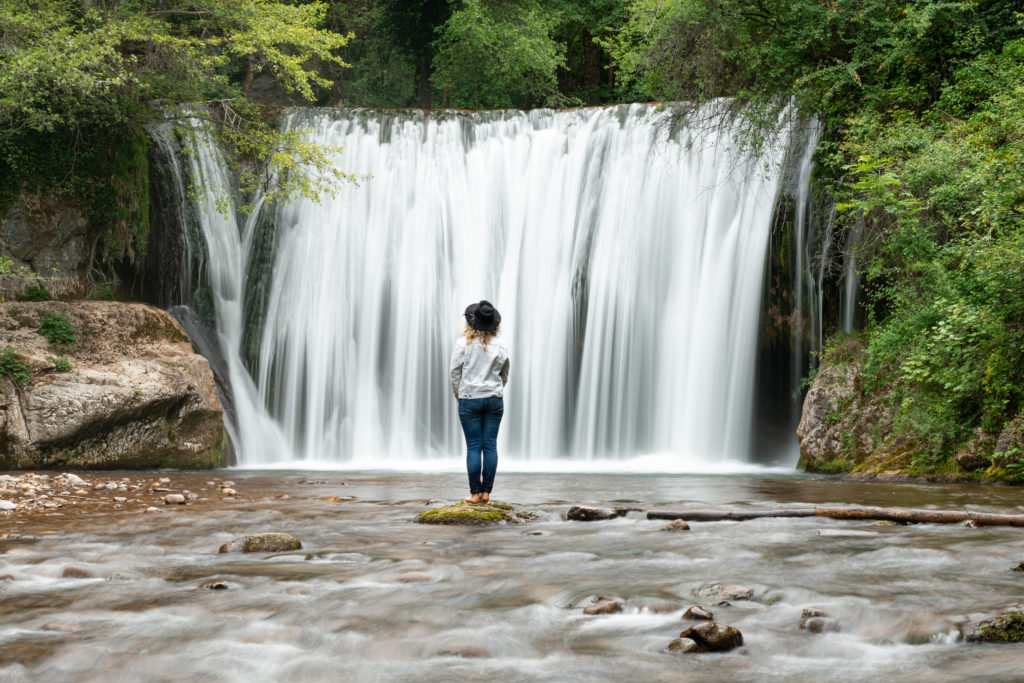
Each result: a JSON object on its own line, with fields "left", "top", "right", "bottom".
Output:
{"left": 464, "top": 303, "right": 501, "bottom": 331}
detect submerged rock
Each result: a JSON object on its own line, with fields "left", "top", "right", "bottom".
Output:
{"left": 966, "top": 604, "right": 1024, "bottom": 643}
{"left": 661, "top": 519, "right": 690, "bottom": 531}
{"left": 61, "top": 566, "right": 91, "bottom": 579}
{"left": 416, "top": 501, "right": 532, "bottom": 525}
{"left": 218, "top": 533, "right": 302, "bottom": 553}
{"left": 695, "top": 583, "right": 753, "bottom": 602}
{"left": 683, "top": 605, "right": 714, "bottom": 621}
{"left": 678, "top": 621, "right": 744, "bottom": 652}
{"left": 800, "top": 617, "right": 840, "bottom": 634}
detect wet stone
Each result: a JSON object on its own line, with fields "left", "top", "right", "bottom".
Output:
{"left": 62, "top": 566, "right": 91, "bottom": 579}
{"left": 1013, "top": 562, "right": 1024, "bottom": 572}
{"left": 200, "top": 581, "right": 230, "bottom": 590}
{"left": 683, "top": 605, "right": 714, "bottom": 621}
{"left": 801, "top": 608, "right": 829, "bottom": 619}
{"left": 416, "top": 501, "right": 532, "bottom": 525}
{"left": 0, "top": 574, "right": 15, "bottom": 581}
{"left": 696, "top": 583, "right": 753, "bottom": 602}
{"left": 666, "top": 637, "right": 706, "bottom": 654}
{"left": 583, "top": 598, "right": 624, "bottom": 615}
{"left": 660, "top": 519, "right": 690, "bottom": 531}
{"left": 164, "top": 494, "right": 186, "bottom": 505}
{"left": 966, "top": 604, "right": 1024, "bottom": 643}
{"left": 42, "top": 622, "right": 81, "bottom": 633}
{"left": 800, "top": 617, "right": 840, "bottom": 633}
{"left": 566, "top": 505, "right": 619, "bottom": 521}
{"left": 219, "top": 533, "right": 302, "bottom": 553}
{"left": 679, "top": 621, "right": 744, "bottom": 652}
{"left": 144, "top": 506, "right": 161, "bottom": 513}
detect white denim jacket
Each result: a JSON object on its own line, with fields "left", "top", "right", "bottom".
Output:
{"left": 449, "top": 335, "right": 510, "bottom": 399}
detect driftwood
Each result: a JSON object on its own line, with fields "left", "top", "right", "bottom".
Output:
{"left": 646, "top": 506, "right": 1024, "bottom": 527}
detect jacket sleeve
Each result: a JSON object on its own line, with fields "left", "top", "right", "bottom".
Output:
{"left": 500, "top": 356, "right": 510, "bottom": 386}
{"left": 449, "top": 342, "right": 465, "bottom": 400}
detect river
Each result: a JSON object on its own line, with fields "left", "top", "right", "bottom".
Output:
{"left": 2, "top": 471, "right": 1023, "bottom": 681}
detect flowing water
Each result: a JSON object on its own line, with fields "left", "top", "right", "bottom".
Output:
{"left": 2, "top": 472, "right": 1023, "bottom": 682}
{"left": 165, "top": 104, "right": 810, "bottom": 468}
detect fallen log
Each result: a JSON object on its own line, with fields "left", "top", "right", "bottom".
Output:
{"left": 647, "top": 506, "right": 1024, "bottom": 527}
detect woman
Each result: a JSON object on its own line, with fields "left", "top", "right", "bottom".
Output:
{"left": 449, "top": 300, "right": 510, "bottom": 503}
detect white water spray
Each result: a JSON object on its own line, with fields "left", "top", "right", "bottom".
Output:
{"left": 170, "top": 104, "right": 805, "bottom": 467}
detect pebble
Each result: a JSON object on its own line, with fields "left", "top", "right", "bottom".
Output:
{"left": 113, "top": 497, "right": 127, "bottom": 503}
{"left": 159, "top": 477, "right": 170, "bottom": 483}
{"left": 63, "top": 473, "right": 86, "bottom": 486}
{"left": 221, "top": 488, "right": 238, "bottom": 496}
{"left": 164, "top": 494, "right": 186, "bottom": 505}
{"left": 104, "top": 482, "right": 118, "bottom": 490}
{"left": 144, "top": 506, "right": 161, "bottom": 513}
{"left": 186, "top": 492, "right": 199, "bottom": 501}
{"left": 0, "top": 500, "right": 16, "bottom": 511}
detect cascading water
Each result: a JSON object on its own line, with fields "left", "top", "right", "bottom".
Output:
{"left": 167, "top": 104, "right": 808, "bottom": 468}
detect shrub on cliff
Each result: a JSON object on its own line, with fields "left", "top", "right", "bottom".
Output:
{"left": 0, "top": 347, "right": 30, "bottom": 387}
{"left": 38, "top": 312, "right": 77, "bottom": 348}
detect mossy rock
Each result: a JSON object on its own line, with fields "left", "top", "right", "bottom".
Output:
{"left": 416, "top": 501, "right": 533, "bottom": 525}
{"left": 966, "top": 606, "right": 1024, "bottom": 643}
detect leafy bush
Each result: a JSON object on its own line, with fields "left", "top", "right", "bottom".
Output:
{"left": 47, "top": 355, "right": 72, "bottom": 372}
{"left": 16, "top": 285, "right": 50, "bottom": 301}
{"left": 38, "top": 311, "right": 77, "bottom": 347}
{"left": 0, "top": 346, "right": 31, "bottom": 386}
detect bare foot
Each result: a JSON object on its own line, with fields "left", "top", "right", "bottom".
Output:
{"left": 463, "top": 494, "right": 481, "bottom": 504}
{"left": 480, "top": 492, "right": 490, "bottom": 503}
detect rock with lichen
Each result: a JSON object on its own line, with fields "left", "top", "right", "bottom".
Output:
{"left": 966, "top": 604, "right": 1024, "bottom": 643}
{"left": 415, "top": 501, "right": 533, "bottom": 525}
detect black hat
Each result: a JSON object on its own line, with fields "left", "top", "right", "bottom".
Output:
{"left": 464, "top": 300, "right": 501, "bottom": 331}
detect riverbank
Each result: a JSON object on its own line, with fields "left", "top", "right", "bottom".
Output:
{"left": 797, "top": 339, "right": 1024, "bottom": 485}
{"left": 2, "top": 472, "right": 1023, "bottom": 680}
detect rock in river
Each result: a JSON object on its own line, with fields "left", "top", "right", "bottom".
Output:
{"left": 695, "top": 583, "right": 753, "bottom": 602}
{"left": 219, "top": 533, "right": 302, "bottom": 553}
{"left": 416, "top": 501, "right": 533, "bottom": 525}
{"left": 661, "top": 519, "right": 690, "bottom": 531}
{"left": 566, "top": 505, "right": 619, "bottom": 521}
{"left": 677, "top": 621, "right": 744, "bottom": 652}
{"left": 683, "top": 605, "right": 714, "bottom": 621}
{"left": 966, "top": 604, "right": 1024, "bottom": 643}
{"left": 666, "top": 637, "right": 706, "bottom": 654}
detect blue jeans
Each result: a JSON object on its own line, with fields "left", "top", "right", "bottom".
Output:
{"left": 458, "top": 397, "right": 503, "bottom": 494}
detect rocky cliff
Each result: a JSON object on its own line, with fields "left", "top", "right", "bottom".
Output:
{"left": 797, "top": 338, "right": 1024, "bottom": 483}
{"left": 0, "top": 301, "right": 227, "bottom": 469}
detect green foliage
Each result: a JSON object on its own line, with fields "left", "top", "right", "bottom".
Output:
{"left": 432, "top": 0, "right": 568, "bottom": 109}
{"left": 0, "top": 347, "right": 31, "bottom": 387}
{"left": 38, "top": 311, "right": 78, "bottom": 347}
{"left": 0, "top": 0, "right": 354, "bottom": 260}
{"left": 47, "top": 355, "right": 72, "bottom": 372}
{"left": 16, "top": 285, "right": 50, "bottom": 302}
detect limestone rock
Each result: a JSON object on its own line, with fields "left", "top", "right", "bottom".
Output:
{"left": 0, "top": 302, "right": 226, "bottom": 470}
{"left": 416, "top": 501, "right": 533, "bottom": 525}
{"left": 992, "top": 415, "right": 1024, "bottom": 467}
{"left": 966, "top": 604, "right": 1024, "bottom": 643}
{"left": 218, "top": 533, "right": 302, "bottom": 553}
{"left": 678, "top": 621, "right": 744, "bottom": 652}
{"left": 0, "top": 194, "right": 89, "bottom": 298}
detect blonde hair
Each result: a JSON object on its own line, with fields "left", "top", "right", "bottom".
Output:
{"left": 462, "top": 323, "right": 499, "bottom": 351}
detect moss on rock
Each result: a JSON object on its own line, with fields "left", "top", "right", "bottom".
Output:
{"left": 967, "top": 606, "right": 1024, "bottom": 643}
{"left": 416, "top": 501, "right": 533, "bottom": 525}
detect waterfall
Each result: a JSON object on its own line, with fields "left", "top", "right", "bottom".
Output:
{"left": 165, "top": 104, "right": 808, "bottom": 468}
